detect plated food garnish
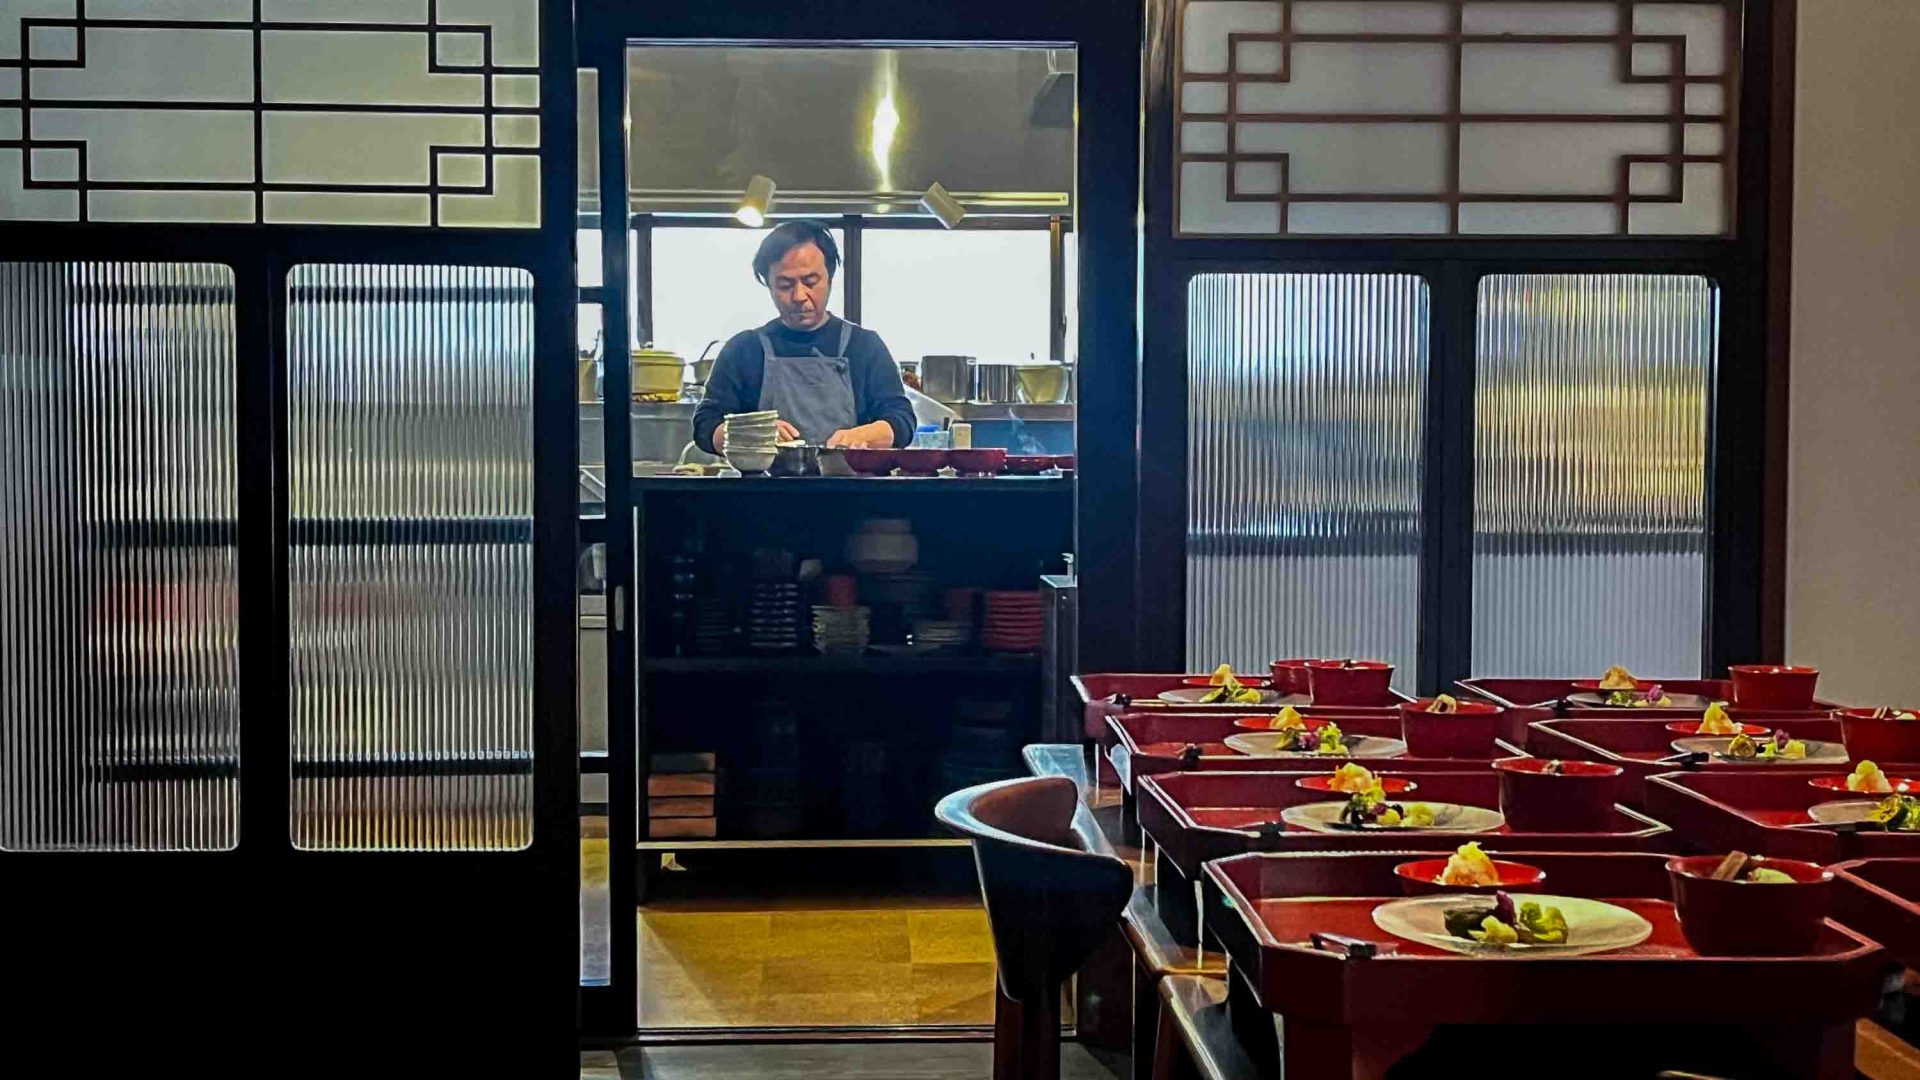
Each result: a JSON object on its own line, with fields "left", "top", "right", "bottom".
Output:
{"left": 1339, "top": 784, "right": 1435, "bottom": 829}
{"left": 1595, "top": 666, "right": 1673, "bottom": 706}
{"left": 1199, "top": 664, "right": 1264, "bottom": 705}
{"left": 1267, "top": 720, "right": 1348, "bottom": 755}
{"left": 1268, "top": 705, "right": 1307, "bottom": 731}
{"left": 1868, "top": 706, "right": 1920, "bottom": 720}
{"left": 1869, "top": 794, "right": 1920, "bottom": 830}
{"left": 1849, "top": 760, "right": 1894, "bottom": 794}
{"left": 1597, "top": 665, "right": 1638, "bottom": 692}
{"left": 1328, "top": 762, "right": 1377, "bottom": 793}
{"left": 1442, "top": 890, "right": 1569, "bottom": 945}
{"left": 1439, "top": 842, "right": 1500, "bottom": 887}
{"left": 1425, "top": 694, "right": 1460, "bottom": 713}
{"left": 1727, "top": 730, "right": 1808, "bottom": 761}
{"left": 1697, "top": 701, "right": 1738, "bottom": 735}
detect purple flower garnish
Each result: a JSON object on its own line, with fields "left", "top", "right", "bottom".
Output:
{"left": 1643, "top": 684, "right": 1664, "bottom": 703}
{"left": 1492, "top": 890, "right": 1516, "bottom": 924}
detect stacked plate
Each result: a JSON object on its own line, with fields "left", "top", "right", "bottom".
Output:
{"left": 982, "top": 590, "right": 1045, "bottom": 654}
{"left": 910, "top": 618, "right": 973, "bottom": 652}
{"left": 724, "top": 410, "right": 780, "bottom": 473}
{"left": 688, "top": 598, "right": 731, "bottom": 656}
{"left": 813, "top": 605, "right": 872, "bottom": 655}
{"left": 748, "top": 582, "right": 801, "bottom": 652}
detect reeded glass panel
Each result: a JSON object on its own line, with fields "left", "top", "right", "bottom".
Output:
{"left": 1473, "top": 274, "right": 1713, "bottom": 677}
{"left": 1187, "top": 274, "right": 1427, "bottom": 680}
{"left": 288, "top": 264, "right": 534, "bottom": 851}
{"left": 1176, "top": 1, "right": 1736, "bottom": 236}
{"left": 1, "top": 262, "right": 239, "bottom": 851}
{"left": 1, "top": 2, "right": 540, "bottom": 227}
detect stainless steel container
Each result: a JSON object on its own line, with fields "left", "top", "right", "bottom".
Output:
{"left": 970, "top": 360, "right": 1022, "bottom": 404}
{"left": 921, "top": 355, "right": 972, "bottom": 403}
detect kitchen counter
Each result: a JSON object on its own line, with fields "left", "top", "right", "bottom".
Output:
{"left": 629, "top": 473, "right": 1073, "bottom": 493}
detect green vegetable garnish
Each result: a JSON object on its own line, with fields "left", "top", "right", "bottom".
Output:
{"left": 1516, "top": 901, "right": 1569, "bottom": 944}
{"left": 1745, "top": 867, "right": 1794, "bottom": 884}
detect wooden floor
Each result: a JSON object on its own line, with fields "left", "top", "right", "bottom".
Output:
{"left": 585, "top": 1043, "right": 1126, "bottom": 1079}
{"left": 638, "top": 891, "right": 998, "bottom": 1028}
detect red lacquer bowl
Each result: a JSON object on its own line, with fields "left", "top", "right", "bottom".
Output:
{"left": 1298, "top": 775, "right": 1416, "bottom": 795}
{"left": 1492, "top": 757, "right": 1624, "bottom": 832}
{"left": 1664, "top": 720, "right": 1772, "bottom": 737}
{"left": 1048, "top": 454, "right": 1076, "bottom": 471}
{"left": 1809, "top": 773, "right": 1919, "bottom": 793}
{"left": 1002, "top": 455, "right": 1053, "bottom": 475}
{"left": 1837, "top": 708, "right": 1920, "bottom": 764}
{"left": 892, "top": 449, "right": 949, "bottom": 475}
{"left": 1394, "top": 857, "right": 1546, "bottom": 897}
{"left": 1234, "top": 715, "right": 1329, "bottom": 732}
{"left": 1270, "top": 658, "right": 1334, "bottom": 695}
{"left": 1668, "top": 854, "right": 1833, "bottom": 956}
{"left": 1729, "top": 665, "right": 1820, "bottom": 710}
{"left": 842, "top": 448, "right": 895, "bottom": 475}
{"left": 946, "top": 448, "right": 1007, "bottom": 476}
{"left": 1398, "top": 698, "right": 1500, "bottom": 759}
{"left": 1182, "top": 674, "right": 1273, "bottom": 690}
{"left": 1307, "top": 660, "right": 1395, "bottom": 706}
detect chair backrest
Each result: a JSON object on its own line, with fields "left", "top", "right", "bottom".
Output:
{"left": 935, "top": 776, "right": 1134, "bottom": 1002}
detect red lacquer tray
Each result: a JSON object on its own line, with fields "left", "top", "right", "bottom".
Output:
{"left": 1526, "top": 717, "right": 1848, "bottom": 804}
{"left": 1456, "top": 677, "right": 1564, "bottom": 746}
{"left": 1647, "top": 770, "right": 1920, "bottom": 863}
{"left": 1138, "top": 768, "right": 1667, "bottom": 944}
{"left": 1103, "top": 709, "right": 1511, "bottom": 798}
{"left": 1202, "top": 850, "right": 1886, "bottom": 1079}
{"left": 1831, "top": 858, "right": 1920, "bottom": 968}
{"left": 1074, "top": 673, "right": 1407, "bottom": 740}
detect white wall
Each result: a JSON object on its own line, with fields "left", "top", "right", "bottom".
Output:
{"left": 1788, "top": 0, "right": 1920, "bottom": 704}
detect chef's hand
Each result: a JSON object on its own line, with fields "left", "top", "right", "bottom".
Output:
{"left": 826, "top": 421, "right": 891, "bottom": 449}
{"left": 776, "top": 420, "right": 802, "bottom": 442}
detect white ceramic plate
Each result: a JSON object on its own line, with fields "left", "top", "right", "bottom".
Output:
{"left": 1372, "top": 893, "right": 1653, "bottom": 958}
{"left": 1807, "top": 799, "right": 1883, "bottom": 825}
{"left": 1158, "top": 687, "right": 1284, "bottom": 705}
{"left": 1671, "top": 736, "right": 1848, "bottom": 764}
{"left": 1279, "top": 800, "right": 1503, "bottom": 834}
{"left": 1222, "top": 732, "right": 1407, "bottom": 759}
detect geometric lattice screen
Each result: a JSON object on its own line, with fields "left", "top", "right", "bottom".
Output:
{"left": 1177, "top": 0, "right": 1737, "bottom": 236}
{"left": 0, "top": 1, "right": 539, "bottom": 227}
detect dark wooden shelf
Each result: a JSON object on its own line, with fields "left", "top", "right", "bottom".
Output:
{"left": 642, "top": 653, "right": 1039, "bottom": 675}
{"left": 630, "top": 474, "right": 1073, "bottom": 494}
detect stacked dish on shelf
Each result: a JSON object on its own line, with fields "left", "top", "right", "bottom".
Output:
{"left": 909, "top": 618, "right": 973, "bottom": 652}
{"left": 688, "top": 597, "right": 731, "bottom": 656}
{"left": 722, "top": 410, "right": 781, "bottom": 473}
{"left": 812, "top": 604, "right": 872, "bottom": 655}
{"left": 748, "top": 581, "right": 801, "bottom": 652}
{"left": 981, "top": 590, "right": 1045, "bottom": 654}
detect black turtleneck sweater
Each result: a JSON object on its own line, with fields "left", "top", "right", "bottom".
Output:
{"left": 691, "top": 316, "right": 915, "bottom": 454}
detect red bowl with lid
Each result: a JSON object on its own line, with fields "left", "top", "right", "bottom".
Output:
{"left": 1492, "top": 757, "right": 1625, "bottom": 832}
{"left": 1270, "top": 658, "right": 1334, "bottom": 695}
{"left": 1398, "top": 698, "right": 1501, "bottom": 758}
{"left": 1837, "top": 707, "right": 1920, "bottom": 763}
{"left": 1729, "top": 665, "right": 1820, "bottom": 710}
{"left": 1307, "top": 660, "right": 1395, "bottom": 706}
{"left": 1667, "top": 855, "right": 1833, "bottom": 956}
{"left": 1394, "top": 857, "right": 1546, "bottom": 897}
{"left": 893, "top": 449, "right": 949, "bottom": 476}
{"left": 1003, "top": 455, "right": 1052, "bottom": 475}
{"left": 842, "top": 449, "right": 895, "bottom": 475}
{"left": 946, "top": 448, "right": 1007, "bottom": 476}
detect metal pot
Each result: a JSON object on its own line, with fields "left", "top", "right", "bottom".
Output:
{"left": 921, "top": 355, "right": 972, "bottom": 404}
{"left": 970, "top": 360, "right": 1021, "bottom": 404}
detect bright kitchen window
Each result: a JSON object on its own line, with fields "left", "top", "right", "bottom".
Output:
{"left": 644, "top": 225, "right": 844, "bottom": 364}
{"left": 858, "top": 228, "right": 1055, "bottom": 367}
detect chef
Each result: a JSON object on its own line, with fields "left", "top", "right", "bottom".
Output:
{"left": 692, "top": 220, "right": 915, "bottom": 454}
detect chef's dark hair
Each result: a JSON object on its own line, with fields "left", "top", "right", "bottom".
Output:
{"left": 752, "top": 220, "right": 840, "bottom": 285}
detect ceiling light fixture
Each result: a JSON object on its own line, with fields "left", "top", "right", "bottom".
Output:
{"left": 735, "top": 174, "right": 776, "bottom": 227}
{"left": 919, "top": 182, "right": 967, "bottom": 229}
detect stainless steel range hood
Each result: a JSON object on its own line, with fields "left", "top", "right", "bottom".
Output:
{"left": 580, "top": 45, "right": 1075, "bottom": 219}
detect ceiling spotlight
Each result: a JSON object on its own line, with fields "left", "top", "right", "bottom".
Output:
{"left": 736, "top": 174, "right": 776, "bottom": 227}
{"left": 920, "top": 182, "right": 966, "bottom": 229}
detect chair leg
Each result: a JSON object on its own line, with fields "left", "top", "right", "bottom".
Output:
{"left": 994, "top": 984, "right": 1025, "bottom": 1080}
{"left": 1016, "top": 983, "right": 1063, "bottom": 1080}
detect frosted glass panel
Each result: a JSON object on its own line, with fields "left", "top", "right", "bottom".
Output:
{"left": 1472, "top": 274, "right": 1713, "bottom": 678}
{"left": 1175, "top": 0, "right": 1737, "bottom": 236}
{"left": 1, "top": 263, "right": 239, "bottom": 851}
{"left": 1187, "top": 274, "right": 1427, "bottom": 680}
{"left": 0, "top": 3, "right": 540, "bottom": 226}
{"left": 861, "top": 230, "right": 1053, "bottom": 366}
{"left": 288, "top": 264, "right": 534, "bottom": 851}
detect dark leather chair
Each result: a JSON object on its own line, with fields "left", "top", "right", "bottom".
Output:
{"left": 936, "top": 776, "right": 1134, "bottom": 1080}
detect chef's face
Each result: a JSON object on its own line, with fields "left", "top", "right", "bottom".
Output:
{"left": 768, "top": 242, "right": 832, "bottom": 331}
